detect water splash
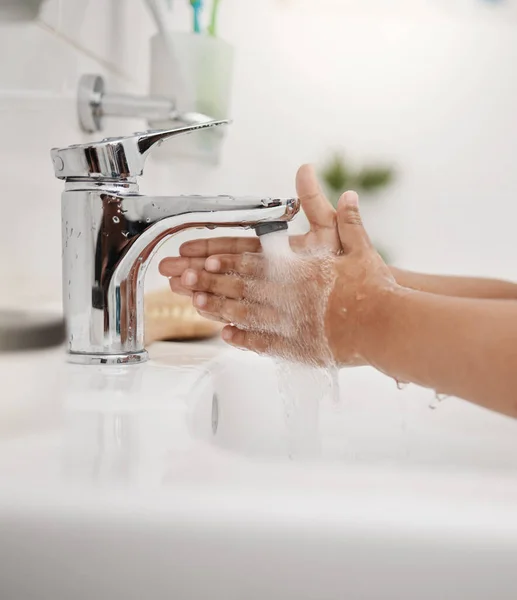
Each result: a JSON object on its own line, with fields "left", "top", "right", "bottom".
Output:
{"left": 275, "top": 360, "right": 338, "bottom": 459}
{"left": 259, "top": 229, "right": 338, "bottom": 459}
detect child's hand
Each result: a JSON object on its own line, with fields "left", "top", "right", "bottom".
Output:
{"left": 159, "top": 164, "right": 340, "bottom": 296}
{"left": 170, "top": 191, "right": 397, "bottom": 367}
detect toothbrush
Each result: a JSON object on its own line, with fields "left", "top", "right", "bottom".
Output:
{"left": 207, "top": 0, "right": 220, "bottom": 37}
{"left": 190, "top": 0, "right": 203, "bottom": 34}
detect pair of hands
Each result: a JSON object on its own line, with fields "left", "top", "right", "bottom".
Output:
{"left": 159, "top": 165, "right": 396, "bottom": 366}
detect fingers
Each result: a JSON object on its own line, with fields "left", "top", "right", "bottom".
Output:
{"left": 204, "top": 252, "right": 264, "bottom": 276}
{"left": 196, "top": 310, "right": 227, "bottom": 324}
{"left": 221, "top": 325, "right": 286, "bottom": 356}
{"left": 168, "top": 276, "right": 192, "bottom": 297}
{"left": 180, "top": 267, "right": 282, "bottom": 306}
{"left": 193, "top": 293, "right": 278, "bottom": 330}
{"left": 160, "top": 253, "right": 263, "bottom": 299}
{"left": 160, "top": 257, "right": 210, "bottom": 297}
{"left": 181, "top": 268, "right": 246, "bottom": 300}
{"left": 179, "top": 236, "right": 261, "bottom": 258}
{"left": 336, "top": 191, "right": 372, "bottom": 254}
{"left": 295, "top": 164, "right": 336, "bottom": 231}
{"left": 159, "top": 256, "right": 206, "bottom": 277}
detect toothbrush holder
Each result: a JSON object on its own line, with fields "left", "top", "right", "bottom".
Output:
{"left": 150, "top": 32, "right": 234, "bottom": 165}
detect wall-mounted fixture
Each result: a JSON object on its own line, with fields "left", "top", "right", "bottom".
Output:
{"left": 78, "top": 74, "right": 217, "bottom": 134}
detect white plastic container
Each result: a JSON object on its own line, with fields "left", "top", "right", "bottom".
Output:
{"left": 150, "top": 32, "right": 234, "bottom": 165}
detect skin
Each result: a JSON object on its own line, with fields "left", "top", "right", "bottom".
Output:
{"left": 159, "top": 165, "right": 517, "bottom": 418}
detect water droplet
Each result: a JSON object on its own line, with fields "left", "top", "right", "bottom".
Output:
{"left": 396, "top": 380, "right": 409, "bottom": 391}
{"left": 122, "top": 231, "right": 130, "bottom": 238}
{"left": 146, "top": 217, "right": 151, "bottom": 223}
{"left": 429, "top": 392, "right": 449, "bottom": 410}
{"left": 77, "top": 231, "right": 82, "bottom": 238}
{"left": 70, "top": 228, "right": 74, "bottom": 235}
{"left": 112, "top": 216, "right": 120, "bottom": 224}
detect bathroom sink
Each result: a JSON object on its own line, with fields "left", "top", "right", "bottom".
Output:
{"left": 1, "top": 343, "right": 517, "bottom": 600}
{"left": 206, "top": 350, "right": 517, "bottom": 471}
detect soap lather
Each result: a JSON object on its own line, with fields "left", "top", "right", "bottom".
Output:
{"left": 51, "top": 121, "right": 300, "bottom": 365}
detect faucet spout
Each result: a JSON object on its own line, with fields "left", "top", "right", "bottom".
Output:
{"left": 62, "top": 188, "right": 299, "bottom": 365}
{"left": 52, "top": 123, "right": 299, "bottom": 365}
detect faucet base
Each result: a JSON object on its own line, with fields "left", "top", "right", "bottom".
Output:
{"left": 67, "top": 351, "right": 149, "bottom": 366}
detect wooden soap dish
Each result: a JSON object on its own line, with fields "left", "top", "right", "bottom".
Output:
{"left": 144, "top": 288, "right": 222, "bottom": 344}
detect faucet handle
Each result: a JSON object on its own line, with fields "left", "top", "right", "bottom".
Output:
{"left": 51, "top": 120, "right": 230, "bottom": 180}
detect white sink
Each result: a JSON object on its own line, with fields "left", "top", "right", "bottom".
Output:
{"left": 206, "top": 350, "right": 517, "bottom": 471}
{"left": 1, "top": 343, "right": 517, "bottom": 600}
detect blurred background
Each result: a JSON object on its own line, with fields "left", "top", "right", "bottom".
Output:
{"left": 1, "top": 0, "right": 517, "bottom": 310}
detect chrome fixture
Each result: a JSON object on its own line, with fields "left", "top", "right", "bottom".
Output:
{"left": 51, "top": 121, "right": 300, "bottom": 365}
{"left": 78, "top": 74, "right": 216, "bottom": 134}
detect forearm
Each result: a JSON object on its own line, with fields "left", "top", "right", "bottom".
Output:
{"left": 390, "top": 267, "right": 517, "bottom": 300}
{"left": 362, "top": 289, "right": 517, "bottom": 417}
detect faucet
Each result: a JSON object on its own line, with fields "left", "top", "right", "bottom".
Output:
{"left": 51, "top": 121, "right": 300, "bottom": 365}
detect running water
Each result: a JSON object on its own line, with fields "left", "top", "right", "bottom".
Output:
{"left": 258, "top": 230, "right": 339, "bottom": 459}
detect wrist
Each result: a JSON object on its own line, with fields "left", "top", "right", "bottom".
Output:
{"left": 356, "top": 282, "right": 409, "bottom": 367}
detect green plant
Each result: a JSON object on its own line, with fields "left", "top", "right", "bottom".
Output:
{"left": 320, "top": 153, "right": 395, "bottom": 262}
{"left": 320, "top": 153, "right": 394, "bottom": 207}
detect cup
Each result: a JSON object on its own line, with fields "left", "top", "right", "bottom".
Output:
{"left": 150, "top": 31, "right": 234, "bottom": 165}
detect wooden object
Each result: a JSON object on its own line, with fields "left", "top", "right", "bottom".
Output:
{"left": 144, "top": 288, "right": 222, "bottom": 344}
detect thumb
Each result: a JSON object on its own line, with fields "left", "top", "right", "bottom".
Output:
{"left": 336, "top": 191, "right": 372, "bottom": 253}
{"left": 295, "top": 164, "right": 336, "bottom": 230}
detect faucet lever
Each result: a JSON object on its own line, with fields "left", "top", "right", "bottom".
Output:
{"left": 50, "top": 119, "right": 230, "bottom": 181}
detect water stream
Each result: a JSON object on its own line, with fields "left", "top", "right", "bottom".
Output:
{"left": 259, "top": 230, "right": 339, "bottom": 459}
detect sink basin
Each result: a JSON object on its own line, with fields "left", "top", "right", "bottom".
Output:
{"left": 205, "top": 350, "right": 517, "bottom": 471}
{"left": 1, "top": 343, "right": 517, "bottom": 600}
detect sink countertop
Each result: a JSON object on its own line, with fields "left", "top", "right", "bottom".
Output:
{"left": 2, "top": 342, "right": 517, "bottom": 600}
{"left": 2, "top": 340, "right": 517, "bottom": 514}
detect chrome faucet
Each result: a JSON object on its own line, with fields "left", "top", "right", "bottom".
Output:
{"left": 51, "top": 121, "right": 299, "bottom": 365}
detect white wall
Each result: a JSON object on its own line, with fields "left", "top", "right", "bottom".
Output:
{"left": 1, "top": 0, "right": 516, "bottom": 309}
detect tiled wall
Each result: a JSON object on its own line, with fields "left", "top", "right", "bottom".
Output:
{"left": 1, "top": 0, "right": 517, "bottom": 309}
